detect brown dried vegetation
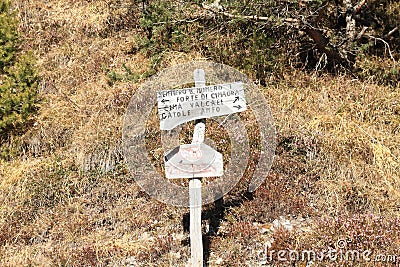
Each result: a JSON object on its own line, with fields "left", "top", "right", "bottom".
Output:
{"left": 0, "top": 0, "right": 398, "bottom": 266}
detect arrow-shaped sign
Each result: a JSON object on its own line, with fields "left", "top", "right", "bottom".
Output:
{"left": 233, "top": 96, "right": 239, "bottom": 103}
{"left": 161, "top": 99, "right": 169, "bottom": 104}
{"left": 233, "top": 105, "right": 242, "bottom": 110}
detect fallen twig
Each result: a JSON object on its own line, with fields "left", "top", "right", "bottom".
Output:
{"left": 202, "top": 3, "right": 299, "bottom": 24}
{"left": 365, "top": 34, "right": 397, "bottom": 65}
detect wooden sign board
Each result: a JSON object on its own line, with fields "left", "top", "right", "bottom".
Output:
{"left": 157, "top": 82, "right": 246, "bottom": 130}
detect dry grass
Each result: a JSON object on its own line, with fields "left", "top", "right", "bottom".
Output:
{"left": 0, "top": 0, "right": 398, "bottom": 266}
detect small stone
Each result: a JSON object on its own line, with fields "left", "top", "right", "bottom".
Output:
{"left": 215, "top": 258, "right": 223, "bottom": 264}
{"left": 260, "top": 223, "right": 273, "bottom": 234}
{"left": 177, "top": 253, "right": 182, "bottom": 259}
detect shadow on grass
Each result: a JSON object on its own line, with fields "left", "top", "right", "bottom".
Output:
{"left": 182, "top": 191, "right": 254, "bottom": 266}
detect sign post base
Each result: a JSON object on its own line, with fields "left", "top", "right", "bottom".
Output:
{"left": 189, "top": 178, "right": 203, "bottom": 267}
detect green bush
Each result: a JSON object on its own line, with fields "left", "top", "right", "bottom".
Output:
{"left": 136, "top": 0, "right": 285, "bottom": 84}
{"left": 0, "top": 0, "right": 39, "bottom": 142}
{"left": 0, "top": 0, "right": 17, "bottom": 69}
{"left": 135, "top": 0, "right": 399, "bottom": 84}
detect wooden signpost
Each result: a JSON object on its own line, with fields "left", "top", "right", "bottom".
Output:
{"left": 156, "top": 69, "right": 247, "bottom": 266}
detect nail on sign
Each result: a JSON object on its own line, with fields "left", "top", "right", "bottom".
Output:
{"left": 157, "top": 82, "right": 246, "bottom": 130}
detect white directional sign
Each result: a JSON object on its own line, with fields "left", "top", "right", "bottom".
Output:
{"left": 157, "top": 82, "right": 246, "bottom": 130}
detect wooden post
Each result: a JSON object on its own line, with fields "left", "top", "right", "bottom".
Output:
{"left": 189, "top": 177, "right": 203, "bottom": 266}
{"left": 189, "top": 69, "right": 206, "bottom": 267}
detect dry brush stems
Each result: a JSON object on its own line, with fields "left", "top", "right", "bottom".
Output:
{"left": 203, "top": 0, "right": 397, "bottom": 69}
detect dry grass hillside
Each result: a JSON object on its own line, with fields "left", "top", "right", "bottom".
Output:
{"left": 0, "top": 0, "right": 399, "bottom": 266}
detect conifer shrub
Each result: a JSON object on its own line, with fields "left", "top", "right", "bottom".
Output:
{"left": 0, "top": 0, "right": 39, "bottom": 147}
